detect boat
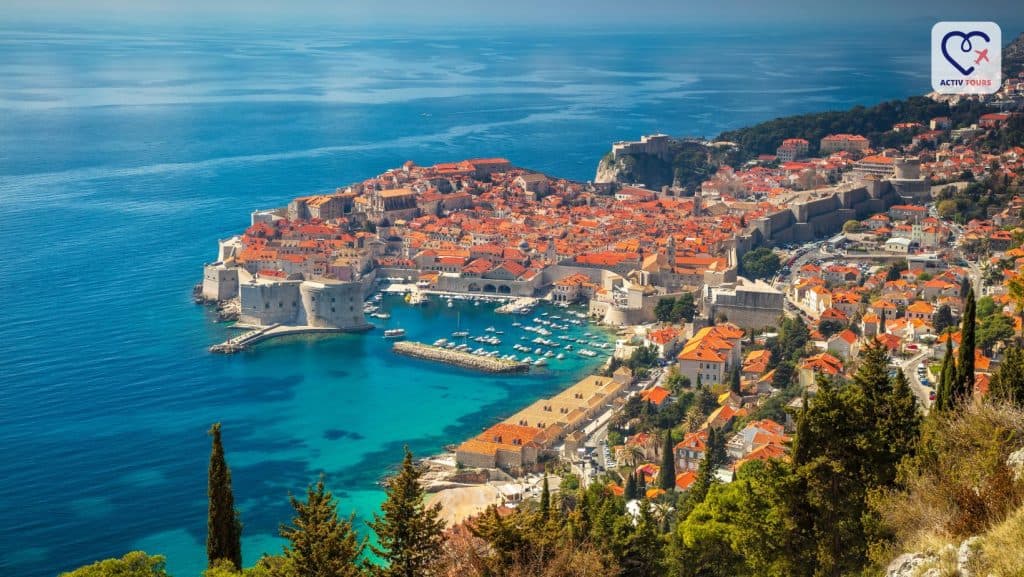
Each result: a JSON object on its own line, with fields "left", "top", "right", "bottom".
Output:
{"left": 485, "top": 326, "right": 496, "bottom": 332}
{"left": 451, "top": 312, "right": 469, "bottom": 338}
{"left": 434, "top": 338, "right": 448, "bottom": 347}
{"left": 556, "top": 353, "right": 566, "bottom": 360}
{"left": 534, "top": 358, "right": 548, "bottom": 367}
{"left": 371, "top": 312, "right": 391, "bottom": 319}
{"left": 383, "top": 328, "right": 407, "bottom": 340}
{"left": 579, "top": 349, "right": 597, "bottom": 357}
{"left": 447, "top": 299, "right": 454, "bottom": 308}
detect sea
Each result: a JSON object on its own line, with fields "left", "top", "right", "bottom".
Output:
{"left": 0, "top": 23, "right": 940, "bottom": 577}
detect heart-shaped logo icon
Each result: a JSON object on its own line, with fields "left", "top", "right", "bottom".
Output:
{"left": 941, "top": 30, "right": 990, "bottom": 76}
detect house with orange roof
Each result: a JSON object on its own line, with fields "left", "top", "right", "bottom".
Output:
{"left": 726, "top": 419, "right": 789, "bottom": 460}
{"left": 798, "top": 353, "right": 844, "bottom": 388}
{"left": 644, "top": 326, "right": 683, "bottom": 357}
{"left": 827, "top": 329, "right": 859, "bottom": 360}
{"left": 674, "top": 430, "right": 708, "bottom": 473}
{"left": 875, "top": 333, "right": 902, "bottom": 353}
{"left": 676, "top": 324, "right": 744, "bottom": 386}
{"left": 704, "top": 403, "right": 747, "bottom": 431}
{"left": 741, "top": 349, "right": 772, "bottom": 380}
{"left": 675, "top": 471, "right": 698, "bottom": 492}
{"left": 455, "top": 423, "right": 546, "bottom": 471}
{"left": 640, "top": 385, "right": 672, "bottom": 408}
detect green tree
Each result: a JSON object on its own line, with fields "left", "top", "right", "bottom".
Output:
{"left": 275, "top": 477, "right": 364, "bottom": 577}
{"left": 976, "top": 295, "right": 997, "bottom": 318}
{"left": 842, "top": 220, "right": 862, "bottom": 233}
{"left": 933, "top": 304, "right": 954, "bottom": 334}
{"left": 793, "top": 377, "right": 873, "bottom": 577}
{"left": 817, "top": 319, "right": 844, "bottom": 338}
{"left": 625, "top": 471, "right": 638, "bottom": 501}
{"left": 208, "top": 423, "right": 243, "bottom": 571}
{"left": 771, "top": 361, "right": 795, "bottom": 389}
{"left": 989, "top": 345, "right": 1024, "bottom": 406}
{"left": 655, "top": 298, "right": 675, "bottom": 322}
{"left": 60, "top": 552, "right": 170, "bottom": 577}
{"left": 885, "top": 263, "right": 902, "bottom": 282}
{"left": 671, "top": 293, "right": 696, "bottom": 322}
{"left": 686, "top": 443, "right": 719, "bottom": 511}
{"left": 622, "top": 501, "right": 665, "bottom": 577}
{"left": 978, "top": 313, "right": 1015, "bottom": 354}
{"left": 741, "top": 248, "right": 781, "bottom": 280}
{"left": 729, "top": 365, "right": 742, "bottom": 395}
{"left": 539, "top": 474, "right": 551, "bottom": 521}
{"left": 955, "top": 288, "right": 977, "bottom": 404}
{"left": 937, "top": 337, "right": 956, "bottom": 412}
{"left": 370, "top": 448, "right": 445, "bottom": 577}
{"left": 658, "top": 432, "right": 676, "bottom": 491}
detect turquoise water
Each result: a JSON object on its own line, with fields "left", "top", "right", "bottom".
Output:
{"left": 0, "top": 23, "right": 951, "bottom": 577}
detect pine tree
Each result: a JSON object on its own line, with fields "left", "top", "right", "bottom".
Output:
{"left": 955, "top": 288, "right": 977, "bottom": 404}
{"left": 277, "top": 477, "right": 365, "bottom": 577}
{"left": 877, "top": 370, "right": 921, "bottom": 485}
{"left": 539, "top": 475, "right": 551, "bottom": 521}
{"left": 207, "top": 423, "right": 242, "bottom": 570}
{"left": 370, "top": 447, "right": 445, "bottom": 577}
{"left": 658, "top": 432, "right": 676, "bottom": 491}
{"left": 990, "top": 345, "right": 1024, "bottom": 406}
{"left": 853, "top": 339, "right": 891, "bottom": 412}
{"left": 621, "top": 501, "right": 664, "bottom": 577}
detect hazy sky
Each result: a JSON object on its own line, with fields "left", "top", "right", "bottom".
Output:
{"left": 2, "top": 0, "right": 1023, "bottom": 30}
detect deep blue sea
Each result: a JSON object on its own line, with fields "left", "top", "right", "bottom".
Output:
{"left": 0, "top": 23, "right": 942, "bottom": 577}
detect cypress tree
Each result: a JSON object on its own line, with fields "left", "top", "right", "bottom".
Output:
{"left": 938, "top": 337, "right": 956, "bottom": 412}
{"left": 625, "top": 471, "right": 638, "bottom": 500}
{"left": 955, "top": 288, "right": 977, "bottom": 404}
{"left": 688, "top": 449, "right": 715, "bottom": 506}
{"left": 370, "top": 447, "right": 445, "bottom": 577}
{"left": 729, "top": 365, "right": 742, "bottom": 395}
{"left": 658, "top": 432, "right": 676, "bottom": 490}
{"left": 277, "top": 477, "right": 365, "bottom": 577}
{"left": 207, "top": 423, "right": 242, "bottom": 570}
{"left": 539, "top": 474, "right": 551, "bottom": 520}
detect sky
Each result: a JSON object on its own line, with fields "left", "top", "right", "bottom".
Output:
{"left": 1, "top": 0, "right": 1023, "bottom": 31}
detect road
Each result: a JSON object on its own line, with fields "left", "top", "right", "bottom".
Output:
{"left": 586, "top": 366, "right": 664, "bottom": 473}
{"left": 900, "top": 349, "right": 934, "bottom": 413}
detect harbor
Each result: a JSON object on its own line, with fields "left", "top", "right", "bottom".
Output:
{"left": 392, "top": 341, "right": 530, "bottom": 373}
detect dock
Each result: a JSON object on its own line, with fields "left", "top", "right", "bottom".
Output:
{"left": 392, "top": 341, "right": 530, "bottom": 373}
{"left": 495, "top": 297, "right": 538, "bottom": 314}
{"left": 209, "top": 323, "right": 371, "bottom": 354}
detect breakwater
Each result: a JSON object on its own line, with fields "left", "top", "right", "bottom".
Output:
{"left": 392, "top": 341, "right": 530, "bottom": 373}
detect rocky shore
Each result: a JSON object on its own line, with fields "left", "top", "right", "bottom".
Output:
{"left": 392, "top": 341, "right": 530, "bottom": 373}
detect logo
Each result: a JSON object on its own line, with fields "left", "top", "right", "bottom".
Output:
{"left": 932, "top": 22, "right": 1001, "bottom": 95}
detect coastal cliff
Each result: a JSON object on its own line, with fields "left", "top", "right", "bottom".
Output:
{"left": 594, "top": 137, "right": 737, "bottom": 193}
